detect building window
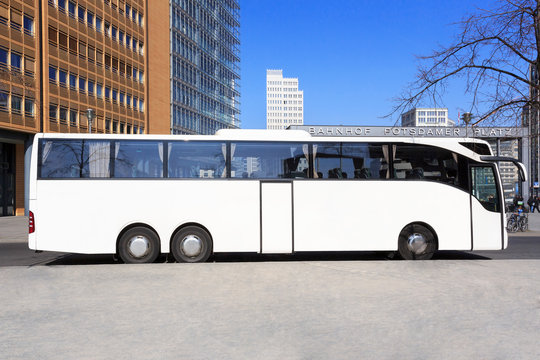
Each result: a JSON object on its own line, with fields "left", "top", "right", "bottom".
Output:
{"left": 105, "top": 118, "right": 111, "bottom": 132}
{"left": 58, "top": 0, "right": 66, "bottom": 12}
{"left": 0, "top": 47, "right": 7, "bottom": 67}
{"left": 88, "top": 80, "right": 94, "bottom": 96}
{"left": 59, "top": 69, "right": 67, "bottom": 87}
{"left": 87, "top": 11, "right": 94, "bottom": 28}
{"left": 11, "top": 52, "right": 22, "bottom": 71}
{"left": 49, "top": 104, "right": 58, "bottom": 122}
{"left": 70, "top": 109, "right": 77, "bottom": 126}
{"left": 69, "top": 36, "right": 77, "bottom": 54}
{"left": 24, "top": 57, "right": 35, "bottom": 76}
{"left": 68, "top": 1, "right": 76, "bottom": 17}
{"left": 0, "top": 91, "right": 8, "bottom": 112}
{"left": 59, "top": 32, "right": 68, "bottom": 49}
{"left": 79, "top": 5, "right": 85, "bottom": 23}
{"left": 49, "top": 66, "right": 57, "bottom": 83}
{"left": 69, "top": 73, "right": 77, "bottom": 89}
{"left": 126, "top": 35, "right": 131, "bottom": 49}
{"left": 112, "top": 120, "right": 118, "bottom": 133}
{"left": 59, "top": 107, "right": 68, "bottom": 124}
{"left": 96, "top": 17, "right": 102, "bottom": 32}
{"left": 111, "top": 26, "right": 117, "bottom": 41}
{"left": 96, "top": 49, "right": 103, "bottom": 66}
{"left": 126, "top": 94, "right": 131, "bottom": 107}
{"left": 119, "top": 30, "right": 124, "bottom": 45}
{"left": 105, "top": 87, "right": 110, "bottom": 100}
{"left": 79, "top": 77, "right": 86, "bottom": 93}
{"left": 119, "top": 92, "right": 125, "bottom": 105}
{"left": 112, "top": 89, "right": 118, "bottom": 103}
{"left": 25, "top": 98, "right": 34, "bottom": 117}
{"left": 48, "top": 26, "right": 57, "bottom": 45}
{"left": 97, "top": 83, "right": 103, "bottom": 98}
{"left": 23, "top": 15, "right": 34, "bottom": 36}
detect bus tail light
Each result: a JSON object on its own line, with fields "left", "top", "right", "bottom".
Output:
{"left": 29, "top": 211, "right": 35, "bottom": 234}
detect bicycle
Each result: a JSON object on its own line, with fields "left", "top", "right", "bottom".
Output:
{"left": 518, "top": 213, "right": 528, "bottom": 231}
{"left": 506, "top": 212, "right": 528, "bottom": 232}
{"left": 506, "top": 213, "right": 519, "bottom": 232}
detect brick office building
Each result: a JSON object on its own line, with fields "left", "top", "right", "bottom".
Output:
{"left": 0, "top": 0, "right": 147, "bottom": 216}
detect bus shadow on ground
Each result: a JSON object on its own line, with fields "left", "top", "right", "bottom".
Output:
{"left": 44, "top": 250, "right": 490, "bottom": 265}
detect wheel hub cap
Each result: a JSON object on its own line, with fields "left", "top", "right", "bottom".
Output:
{"left": 181, "top": 235, "right": 202, "bottom": 257}
{"left": 407, "top": 233, "right": 428, "bottom": 254}
{"left": 128, "top": 236, "right": 150, "bottom": 258}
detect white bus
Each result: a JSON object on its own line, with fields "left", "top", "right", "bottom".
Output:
{"left": 28, "top": 130, "right": 526, "bottom": 263}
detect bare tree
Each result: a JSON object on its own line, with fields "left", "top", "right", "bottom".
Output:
{"left": 394, "top": 0, "right": 539, "bottom": 126}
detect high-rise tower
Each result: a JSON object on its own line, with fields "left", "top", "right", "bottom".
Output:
{"left": 266, "top": 69, "right": 303, "bottom": 130}
{"left": 148, "top": 0, "right": 240, "bottom": 135}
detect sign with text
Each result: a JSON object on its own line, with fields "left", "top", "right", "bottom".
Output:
{"left": 288, "top": 125, "right": 528, "bottom": 138}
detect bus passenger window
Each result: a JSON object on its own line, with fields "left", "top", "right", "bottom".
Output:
{"left": 394, "top": 144, "right": 465, "bottom": 189}
{"left": 313, "top": 142, "right": 387, "bottom": 179}
{"left": 231, "top": 142, "right": 309, "bottom": 179}
{"left": 39, "top": 139, "right": 111, "bottom": 178}
{"left": 168, "top": 141, "right": 226, "bottom": 179}
{"left": 114, "top": 141, "right": 163, "bottom": 178}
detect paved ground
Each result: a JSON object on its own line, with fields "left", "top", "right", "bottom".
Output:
{"left": 1, "top": 216, "right": 540, "bottom": 359}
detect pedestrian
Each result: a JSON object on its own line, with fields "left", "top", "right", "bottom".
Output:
{"left": 528, "top": 195, "right": 535, "bottom": 213}
{"left": 535, "top": 196, "right": 540, "bottom": 213}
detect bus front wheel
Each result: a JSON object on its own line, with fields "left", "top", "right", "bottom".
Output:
{"left": 171, "top": 226, "right": 213, "bottom": 263}
{"left": 398, "top": 224, "right": 437, "bottom": 260}
{"left": 118, "top": 227, "right": 160, "bottom": 264}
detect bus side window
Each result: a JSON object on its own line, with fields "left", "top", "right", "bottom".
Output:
{"left": 231, "top": 142, "right": 309, "bottom": 179}
{"left": 313, "top": 142, "right": 386, "bottom": 180}
{"left": 168, "top": 141, "right": 226, "bottom": 179}
{"left": 394, "top": 144, "right": 467, "bottom": 191}
{"left": 114, "top": 141, "right": 163, "bottom": 178}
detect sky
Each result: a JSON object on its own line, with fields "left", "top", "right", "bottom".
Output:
{"left": 239, "top": 0, "right": 493, "bottom": 129}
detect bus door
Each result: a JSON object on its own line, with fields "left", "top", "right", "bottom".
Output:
{"left": 470, "top": 165, "right": 504, "bottom": 249}
{"left": 260, "top": 181, "right": 293, "bottom": 253}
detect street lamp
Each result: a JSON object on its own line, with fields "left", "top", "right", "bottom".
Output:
{"left": 86, "top": 108, "right": 95, "bottom": 133}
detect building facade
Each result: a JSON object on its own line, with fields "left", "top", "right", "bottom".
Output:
{"left": 401, "top": 108, "right": 455, "bottom": 127}
{"left": 266, "top": 69, "right": 303, "bottom": 130}
{"left": 0, "top": 0, "right": 148, "bottom": 216}
{"left": 148, "top": 0, "right": 240, "bottom": 135}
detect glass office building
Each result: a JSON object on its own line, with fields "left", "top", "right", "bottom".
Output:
{"left": 170, "top": 0, "right": 240, "bottom": 134}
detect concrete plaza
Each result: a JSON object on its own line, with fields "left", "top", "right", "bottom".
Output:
{"left": 1, "top": 216, "right": 540, "bottom": 359}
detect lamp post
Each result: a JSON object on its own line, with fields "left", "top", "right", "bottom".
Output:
{"left": 86, "top": 108, "right": 95, "bottom": 133}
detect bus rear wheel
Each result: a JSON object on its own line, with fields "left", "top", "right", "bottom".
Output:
{"left": 118, "top": 227, "right": 160, "bottom": 264}
{"left": 171, "top": 226, "right": 212, "bottom": 263}
{"left": 398, "top": 224, "right": 437, "bottom": 260}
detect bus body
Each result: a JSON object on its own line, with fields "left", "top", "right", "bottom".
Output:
{"left": 28, "top": 130, "right": 526, "bottom": 262}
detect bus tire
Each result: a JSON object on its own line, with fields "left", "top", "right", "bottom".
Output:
{"left": 398, "top": 224, "right": 437, "bottom": 260}
{"left": 171, "top": 226, "right": 213, "bottom": 263}
{"left": 118, "top": 227, "right": 160, "bottom": 264}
